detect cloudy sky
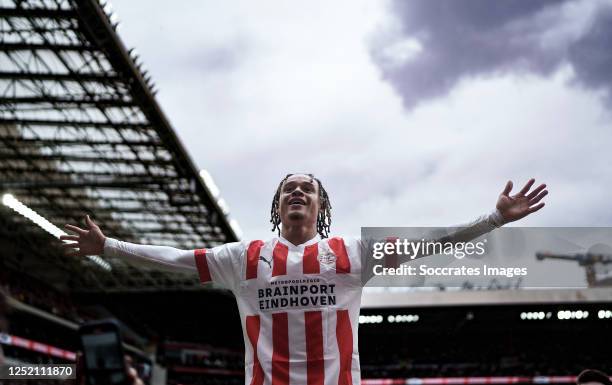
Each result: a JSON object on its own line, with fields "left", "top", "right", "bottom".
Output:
{"left": 110, "top": 0, "right": 612, "bottom": 240}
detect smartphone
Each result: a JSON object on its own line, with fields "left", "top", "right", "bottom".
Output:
{"left": 79, "top": 319, "right": 130, "bottom": 385}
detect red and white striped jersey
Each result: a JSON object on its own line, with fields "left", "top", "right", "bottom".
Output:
{"left": 104, "top": 210, "right": 502, "bottom": 385}
{"left": 195, "top": 235, "right": 364, "bottom": 385}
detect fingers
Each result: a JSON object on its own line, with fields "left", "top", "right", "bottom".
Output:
{"left": 528, "top": 202, "right": 545, "bottom": 214}
{"left": 61, "top": 242, "right": 79, "bottom": 250}
{"left": 65, "top": 224, "right": 87, "bottom": 235}
{"left": 526, "top": 183, "right": 546, "bottom": 200}
{"left": 501, "top": 180, "right": 513, "bottom": 196}
{"left": 59, "top": 235, "right": 79, "bottom": 242}
{"left": 61, "top": 240, "right": 85, "bottom": 257}
{"left": 125, "top": 355, "right": 144, "bottom": 385}
{"left": 85, "top": 215, "right": 97, "bottom": 229}
{"left": 127, "top": 366, "right": 139, "bottom": 380}
{"left": 60, "top": 234, "right": 81, "bottom": 256}
{"left": 528, "top": 190, "right": 548, "bottom": 205}
{"left": 518, "top": 178, "right": 535, "bottom": 196}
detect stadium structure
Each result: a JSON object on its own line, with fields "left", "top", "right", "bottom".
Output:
{"left": 0, "top": 0, "right": 238, "bottom": 291}
{"left": 1, "top": 1, "right": 611, "bottom": 385}
{"left": 0, "top": 0, "right": 239, "bottom": 383}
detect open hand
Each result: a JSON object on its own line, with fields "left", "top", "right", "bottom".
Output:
{"left": 496, "top": 178, "right": 548, "bottom": 224}
{"left": 60, "top": 215, "right": 106, "bottom": 257}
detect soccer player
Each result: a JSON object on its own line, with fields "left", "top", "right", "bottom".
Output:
{"left": 61, "top": 174, "right": 547, "bottom": 385}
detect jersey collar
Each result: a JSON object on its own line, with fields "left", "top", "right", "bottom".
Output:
{"left": 278, "top": 234, "right": 321, "bottom": 248}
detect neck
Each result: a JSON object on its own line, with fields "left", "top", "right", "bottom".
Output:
{"left": 281, "top": 224, "right": 317, "bottom": 246}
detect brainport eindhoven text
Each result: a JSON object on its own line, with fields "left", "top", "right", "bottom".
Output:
{"left": 258, "top": 279, "right": 336, "bottom": 311}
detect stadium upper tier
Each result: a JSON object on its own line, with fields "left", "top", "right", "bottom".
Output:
{"left": 0, "top": 0, "right": 238, "bottom": 292}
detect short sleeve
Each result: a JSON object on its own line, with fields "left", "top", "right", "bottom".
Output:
{"left": 194, "top": 241, "right": 245, "bottom": 291}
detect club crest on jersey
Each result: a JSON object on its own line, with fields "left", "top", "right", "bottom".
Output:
{"left": 318, "top": 251, "right": 336, "bottom": 265}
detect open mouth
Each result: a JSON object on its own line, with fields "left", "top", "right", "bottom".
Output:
{"left": 288, "top": 198, "right": 306, "bottom": 206}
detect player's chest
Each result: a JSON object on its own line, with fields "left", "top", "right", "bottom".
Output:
{"left": 237, "top": 240, "right": 361, "bottom": 312}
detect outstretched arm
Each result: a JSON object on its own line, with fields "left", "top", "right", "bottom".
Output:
{"left": 362, "top": 178, "right": 548, "bottom": 281}
{"left": 60, "top": 215, "right": 196, "bottom": 273}
{"left": 416, "top": 177, "right": 548, "bottom": 258}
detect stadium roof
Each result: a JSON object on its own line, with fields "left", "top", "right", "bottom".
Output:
{"left": 0, "top": 0, "right": 239, "bottom": 292}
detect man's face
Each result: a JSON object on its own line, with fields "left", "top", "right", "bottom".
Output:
{"left": 278, "top": 174, "right": 321, "bottom": 230}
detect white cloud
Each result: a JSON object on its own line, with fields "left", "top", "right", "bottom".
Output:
{"left": 110, "top": 0, "right": 612, "bottom": 240}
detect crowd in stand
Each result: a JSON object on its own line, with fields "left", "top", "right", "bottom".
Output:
{"left": 0, "top": 270, "right": 81, "bottom": 322}
{"left": 167, "top": 374, "right": 243, "bottom": 385}
{"left": 2, "top": 271, "right": 610, "bottom": 384}
{"left": 162, "top": 342, "right": 244, "bottom": 385}
{"left": 359, "top": 332, "right": 610, "bottom": 378}
{"left": 180, "top": 351, "right": 243, "bottom": 372}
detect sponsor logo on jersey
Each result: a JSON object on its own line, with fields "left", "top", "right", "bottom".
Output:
{"left": 258, "top": 279, "right": 337, "bottom": 311}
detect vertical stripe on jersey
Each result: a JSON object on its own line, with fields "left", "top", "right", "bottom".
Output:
{"left": 305, "top": 311, "right": 325, "bottom": 385}
{"left": 328, "top": 237, "right": 351, "bottom": 274}
{"left": 194, "top": 249, "right": 211, "bottom": 283}
{"left": 272, "top": 312, "right": 290, "bottom": 385}
{"left": 272, "top": 242, "right": 289, "bottom": 277}
{"left": 246, "top": 315, "right": 264, "bottom": 385}
{"left": 303, "top": 243, "right": 320, "bottom": 274}
{"left": 247, "top": 240, "right": 264, "bottom": 279}
{"left": 336, "top": 310, "right": 353, "bottom": 385}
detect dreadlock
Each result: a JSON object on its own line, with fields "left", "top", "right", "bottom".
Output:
{"left": 270, "top": 173, "right": 332, "bottom": 238}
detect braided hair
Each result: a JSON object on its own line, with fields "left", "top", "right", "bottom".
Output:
{"left": 270, "top": 173, "right": 332, "bottom": 238}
